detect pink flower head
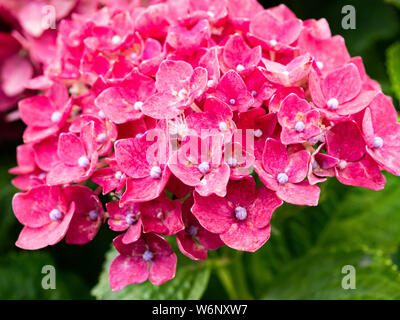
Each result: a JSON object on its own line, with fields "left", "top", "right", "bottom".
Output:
{"left": 95, "top": 71, "right": 156, "bottom": 124}
{"left": 115, "top": 130, "right": 170, "bottom": 205}
{"left": 107, "top": 201, "right": 143, "bottom": 244}
{"left": 277, "top": 93, "right": 321, "bottom": 144}
{"left": 222, "top": 33, "right": 262, "bottom": 73}
{"left": 255, "top": 138, "right": 321, "bottom": 206}
{"left": 69, "top": 114, "right": 118, "bottom": 156}
{"left": 211, "top": 70, "right": 254, "bottom": 112}
{"left": 46, "top": 121, "right": 99, "bottom": 185}
{"left": 168, "top": 134, "right": 230, "bottom": 197}
{"left": 176, "top": 195, "right": 223, "bottom": 260}
{"left": 309, "top": 63, "right": 378, "bottom": 117}
{"left": 362, "top": 93, "right": 400, "bottom": 176}
{"left": 326, "top": 121, "right": 385, "bottom": 190}
{"left": 192, "top": 177, "right": 282, "bottom": 251}
{"left": 109, "top": 233, "right": 177, "bottom": 290}
{"left": 140, "top": 192, "right": 184, "bottom": 236}
{"left": 142, "top": 60, "right": 208, "bottom": 119}
{"left": 13, "top": 185, "right": 75, "bottom": 250}
{"left": 64, "top": 185, "right": 104, "bottom": 244}
{"left": 19, "top": 82, "right": 72, "bottom": 143}
{"left": 261, "top": 54, "right": 313, "bottom": 87}
{"left": 248, "top": 5, "right": 303, "bottom": 52}
{"left": 92, "top": 157, "right": 127, "bottom": 195}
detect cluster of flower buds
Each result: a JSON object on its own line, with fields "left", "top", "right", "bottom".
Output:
{"left": 9, "top": 0, "right": 400, "bottom": 291}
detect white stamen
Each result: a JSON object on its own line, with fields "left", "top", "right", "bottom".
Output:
{"left": 270, "top": 39, "right": 277, "bottom": 47}
{"left": 78, "top": 156, "right": 90, "bottom": 168}
{"left": 38, "top": 172, "right": 46, "bottom": 180}
{"left": 96, "top": 133, "right": 107, "bottom": 143}
{"left": 136, "top": 133, "right": 144, "bottom": 138}
{"left": 282, "top": 70, "right": 289, "bottom": 76}
{"left": 277, "top": 172, "right": 288, "bottom": 184}
{"left": 373, "top": 136, "right": 383, "bottom": 149}
{"left": 98, "top": 110, "right": 105, "bottom": 119}
{"left": 236, "top": 64, "right": 245, "bottom": 72}
{"left": 327, "top": 98, "right": 339, "bottom": 110}
{"left": 115, "top": 171, "right": 123, "bottom": 180}
{"left": 125, "top": 213, "right": 137, "bottom": 225}
{"left": 188, "top": 225, "right": 198, "bottom": 237}
{"left": 207, "top": 80, "right": 215, "bottom": 87}
{"left": 219, "top": 121, "right": 228, "bottom": 131}
{"left": 134, "top": 101, "right": 143, "bottom": 111}
{"left": 227, "top": 157, "right": 238, "bottom": 167}
{"left": 251, "top": 90, "right": 257, "bottom": 96}
{"left": 178, "top": 89, "right": 188, "bottom": 100}
{"left": 316, "top": 61, "right": 324, "bottom": 70}
{"left": 338, "top": 160, "right": 348, "bottom": 170}
{"left": 111, "top": 35, "right": 121, "bottom": 45}
{"left": 295, "top": 121, "right": 305, "bottom": 132}
{"left": 51, "top": 111, "right": 62, "bottom": 123}
{"left": 89, "top": 210, "right": 98, "bottom": 221}
{"left": 49, "top": 209, "right": 63, "bottom": 221}
{"left": 142, "top": 250, "right": 153, "bottom": 262}
{"left": 150, "top": 166, "right": 162, "bottom": 179}
{"left": 198, "top": 162, "right": 210, "bottom": 173}
{"left": 234, "top": 206, "right": 247, "bottom": 220}
{"left": 254, "top": 129, "right": 263, "bottom": 138}
{"left": 229, "top": 98, "right": 236, "bottom": 105}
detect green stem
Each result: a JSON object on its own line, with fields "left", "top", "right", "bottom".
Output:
{"left": 215, "top": 251, "right": 253, "bottom": 300}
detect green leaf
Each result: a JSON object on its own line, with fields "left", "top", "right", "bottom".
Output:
{"left": 387, "top": 42, "right": 400, "bottom": 102}
{"left": 91, "top": 245, "right": 211, "bottom": 300}
{"left": 385, "top": 0, "right": 400, "bottom": 9}
{"left": 262, "top": 248, "right": 400, "bottom": 300}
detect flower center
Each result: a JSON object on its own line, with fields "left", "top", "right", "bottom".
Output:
{"left": 111, "top": 35, "right": 121, "bottom": 45}
{"left": 251, "top": 90, "right": 257, "bottom": 96}
{"left": 89, "top": 210, "right": 98, "bottom": 221}
{"left": 143, "top": 250, "right": 153, "bottom": 262}
{"left": 373, "top": 136, "right": 383, "bottom": 149}
{"left": 49, "top": 209, "right": 63, "bottom": 221}
{"left": 198, "top": 162, "right": 210, "bottom": 173}
{"left": 254, "top": 129, "right": 263, "bottom": 138}
{"left": 207, "top": 80, "right": 215, "bottom": 87}
{"left": 270, "top": 39, "right": 277, "bottom": 47}
{"left": 277, "top": 172, "right": 288, "bottom": 184}
{"left": 78, "top": 156, "right": 90, "bottom": 168}
{"left": 338, "top": 160, "right": 348, "bottom": 169}
{"left": 235, "top": 206, "right": 247, "bottom": 220}
{"left": 150, "top": 166, "right": 162, "bottom": 179}
{"left": 316, "top": 61, "right": 324, "bottom": 70}
{"left": 327, "top": 98, "right": 339, "bottom": 110}
{"left": 96, "top": 133, "right": 107, "bottom": 143}
{"left": 125, "top": 213, "right": 138, "bottom": 225}
{"left": 219, "top": 121, "right": 228, "bottom": 131}
{"left": 51, "top": 111, "right": 62, "bottom": 123}
{"left": 188, "top": 225, "right": 198, "bottom": 237}
{"left": 229, "top": 98, "right": 236, "bottom": 105}
{"left": 236, "top": 64, "right": 245, "bottom": 72}
{"left": 227, "top": 157, "right": 238, "bottom": 167}
{"left": 134, "top": 101, "right": 143, "bottom": 111}
{"left": 98, "top": 110, "right": 105, "bottom": 119}
{"left": 295, "top": 121, "right": 305, "bottom": 132}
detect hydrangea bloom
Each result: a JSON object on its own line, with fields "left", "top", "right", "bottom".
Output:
{"left": 8, "top": 0, "right": 400, "bottom": 292}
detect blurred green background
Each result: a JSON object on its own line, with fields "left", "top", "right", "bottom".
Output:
{"left": 2, "top": 0, "right": 400, "bottom": 300}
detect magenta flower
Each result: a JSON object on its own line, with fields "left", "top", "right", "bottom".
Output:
{"left": 326, "top": 121, "right": 385, "bottom": 190}
{"left": 176, "top": 196, "right": 224, "bottom": 260}
{"left": 64, "top": 185, "right": 104, "bottom": 245}
{"left": 46, "top": 122, "right": 98, "bottom": 185}
{"left": 168, "top": 134, "right": 230, "bottom": 197}
{"left": 115, "top": 131, "right": 170, "bottom": 205}
{"left": 309, "top": 63, "right": 378, "bottom": 117}
{"left": 277, "top": 93, "right": 321, "bottom": 145}
{"left": 255, "top": 138, "right": 321, "bottom": 206}
{"left": 107, "top": 201, "right": 143, "bottom": 245}
{"left": 361, "top": 93, "right": 400, "bottom": 176}
{"left": 142, "top": 60, "right": 208, "bottom": 119}
{"left": 13, "top": 185, "right": 75, "bottom": 250}
{"left": 109, "top": 233, "right": 177, "bottom": 290}
{"left": 192, "top": 177, "right": 282, "bottom": 252}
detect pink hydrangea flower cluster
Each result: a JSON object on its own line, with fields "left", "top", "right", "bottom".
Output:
{"left": 9, "top": 0, "right": 400, "bottom": 291}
